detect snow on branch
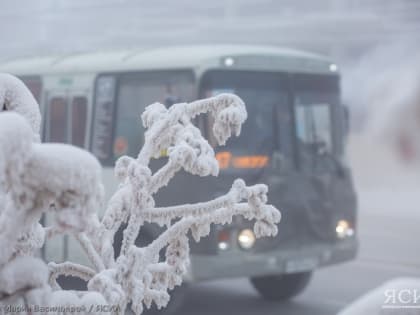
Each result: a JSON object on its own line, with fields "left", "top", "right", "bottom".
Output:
{"left": 0, "top": 73, "right": 280, "bottom": 315}
{"left": 0, "top": 73, "right": 41, "bottom": 142}
{"left": 0, "top": 112, "right": 104, "bottom": 267}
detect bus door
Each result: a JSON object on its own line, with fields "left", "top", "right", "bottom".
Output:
{"left": 44, "top": 90, "right": 89, "bottom": 148}
{"left": 43, "top": 90, "right": 90, "bottom": 263}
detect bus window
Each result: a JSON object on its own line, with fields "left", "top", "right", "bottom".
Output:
{"left": 48, "top": 97, "right": 68, "bottom": 143}
{"left": 292, "top": 74, "right": 339, "bottom": 172}
{"left": 71, "top": 96, "right": 88, "bottom": 148}
{"left": 200, "top": 70, "right": 291, "bottom": 168}
{"left": 91, "top": 76, "right": 117, "bottom": 163}
{"left": 295, "top": 103, "right": 332, "bottom": 153}
{"left": 113, "top": 71, "right": 194, "bottom": 160}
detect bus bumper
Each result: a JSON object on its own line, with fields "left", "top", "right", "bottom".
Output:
{"left": 186, "top": 238, "right": 358, "bottom": 282}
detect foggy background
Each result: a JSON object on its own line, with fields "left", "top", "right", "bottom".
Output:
{"left": 1, "top": 0, "right": 419, "bottom": 59}
{"left": 1, "top": 2, "right": 420, "bottom": 314}
{"left": 1, "top": 0, "right": 419, "bottom": 130}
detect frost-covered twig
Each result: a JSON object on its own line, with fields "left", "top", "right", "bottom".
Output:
{"left": 74, "top": 233, "right": 106, "bottom": 272}
{"left": 48, "top": 261, "right": 96, "bottom": 288}
{"left": 148, "top": 159, "right": 181, "bottom": 194}
{"left": 94, "top": 179, "right": 280, "bottom": 313}
{"left": 137, "top": 93, "right": 246, "bottom": 164}
{"left": 142, "top": 179, "right": 280, "bottom": 229}
{"left": 0, "top": 73, "right": 280, "bottom": 315}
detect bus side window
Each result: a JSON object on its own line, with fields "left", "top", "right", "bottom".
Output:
{"left": 71, "top": 96, "right": 88, "bottom": 148}
{"left": 48, "top": 97, "right": 68, "bottom": 143}
{"left": 115, "top": 72, "right": 194, "bottom": 160}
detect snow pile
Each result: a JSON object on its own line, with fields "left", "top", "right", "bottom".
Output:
{"left": 338, "top": 278, "right": 420, "bottom": 315}
{"left": 0, "top": 74, "right": 280, "bottom": 314}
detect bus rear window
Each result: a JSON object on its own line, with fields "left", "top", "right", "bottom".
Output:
{"left": 113, "top": 71, "right": 194, "bottom": 160}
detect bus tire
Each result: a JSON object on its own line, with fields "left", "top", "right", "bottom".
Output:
{"left": 250, "top": 271, "right": 313, "bottom": 301}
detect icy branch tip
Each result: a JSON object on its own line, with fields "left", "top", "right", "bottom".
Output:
{"left": 198, "top": 93, "right": 247, "bottom": 145}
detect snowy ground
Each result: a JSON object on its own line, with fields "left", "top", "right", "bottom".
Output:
{"left": 175, "top": 133, "right": 420, "bottom": 315}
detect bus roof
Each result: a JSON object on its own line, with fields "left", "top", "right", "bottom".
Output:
{"left": 0, "top": 45, "right": 335, "bottom": 76}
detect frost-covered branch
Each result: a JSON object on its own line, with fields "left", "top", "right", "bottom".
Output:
{"left": 91, "top": 93, "right": 279, "bottom": 314}
{"left": 0, "top": 73, "right": 41, "bottom": 142}
{"left": 99, "top": 94, "right": 247, "bottom": 262}
{"left": 48, "top": 262, "right": 97, "bottom": 288}
{"left": 74, "top": 233, "right": 106, "bottom": 272}
{"left": 95, "top": 179, "right": 280, "bottom": 313}
{"left": 0, "top": 73, "right": 280, "bottom": 315}
{"left": 137, "top": 93, "right": 246, "bottom": 164}
{"left": 0, "top": 111, "right": 105, "bottom": 269}
{"left": 142, "top": 179, "right": 280, "bottom": 229}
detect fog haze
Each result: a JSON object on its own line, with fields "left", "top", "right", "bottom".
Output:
{"left": 1, "top": 0, "right": 419, "bottom": 60}
{"left": 1, "top": 0, "right": 419, "bottom": 129}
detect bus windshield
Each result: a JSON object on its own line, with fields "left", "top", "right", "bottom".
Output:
{"left": 200, "top": 71, "right": 292, "bottom": 159}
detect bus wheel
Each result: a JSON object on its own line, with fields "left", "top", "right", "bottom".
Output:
{"left": 139, "top": 284, "right": 187, "bottom": 315}
{"left": 250, "top": 271, "right": 313, "bottom": 301}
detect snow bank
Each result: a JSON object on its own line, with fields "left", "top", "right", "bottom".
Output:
{"left": 338, "top": 278, "right": 420, "bottom": 315}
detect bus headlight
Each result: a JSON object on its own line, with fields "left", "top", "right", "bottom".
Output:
{"left": 238, "top": 229, "right": 256, "bottom": 249}
{"left": 335, "top": 220, "right": 354, "bottom": 239}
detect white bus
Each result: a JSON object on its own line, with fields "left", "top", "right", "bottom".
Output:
{"left": 0, "top": 45, "right": 357, "bottom": 306}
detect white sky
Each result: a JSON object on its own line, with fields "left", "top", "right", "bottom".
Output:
{"left": 0, "top": 0, "right": 419, "bottom": 62}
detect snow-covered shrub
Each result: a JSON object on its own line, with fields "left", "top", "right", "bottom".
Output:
{"left": 0, "top": 73, "right": 281, "bottom": 314}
